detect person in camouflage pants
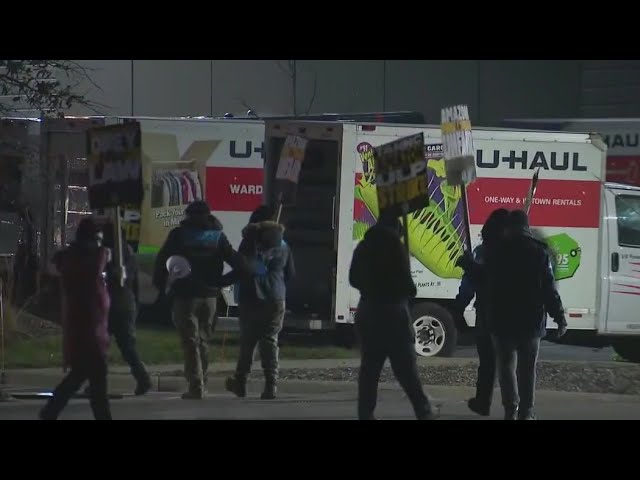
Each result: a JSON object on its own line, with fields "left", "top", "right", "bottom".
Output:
{"left": 154, "top": 201, "right": 245, "bottom": 399}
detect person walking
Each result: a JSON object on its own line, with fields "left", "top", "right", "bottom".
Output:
{"left": 39, "top": 218, "right": 112, "bottom": 420}
{"left": 459, "top": 210, "right": 567, "bottom": 420}
{"left": 454, "top": 208, "right": 509, "bottom": 417}
{"left": 101, "top": 221, "right": 152, "bottom": 396}
{"left": 349, "top": 212, "right": 439, "bottom": 420}
{"left": 224, "top": 205, "right": 295, "bottom": 400}
{"left": 153, "top": 200, "right": 245, "bottom": 400}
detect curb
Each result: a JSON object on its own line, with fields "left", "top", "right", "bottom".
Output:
{"left": 1, "top": 358, "right": 637, "bottom": 394}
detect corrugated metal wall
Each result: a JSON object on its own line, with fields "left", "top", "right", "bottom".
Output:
{"left": 63, "top": 60, "right": 585, "bottom": 126}
{"left": 580, "top": 60, "right": 640, "bottom": 118}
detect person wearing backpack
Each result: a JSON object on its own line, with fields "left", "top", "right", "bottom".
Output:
{"left": 153, "top": 200, "right": 245, "bottom": 400}
{"left": 223, "top": 205, "right": 295, "bottom": 400}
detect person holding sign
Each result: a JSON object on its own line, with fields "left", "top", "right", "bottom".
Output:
{"left": 458, "top": 210, "right": 567, "bottom": 420}
{"left": 39, "top": 219, "right": 112, "bottom": 420}
{"left": 349, "top": 212, "right": 439, "bottom": 421}
{"left": 102, "top": 221, "right": 152, "bottom": 396}
{"left": 454, "top": 208, "right": 509, "bottom": 416}
{"left": 222, "top": 205, "right": 295, "bottom": 400}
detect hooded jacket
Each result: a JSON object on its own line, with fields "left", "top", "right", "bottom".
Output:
{"left": 349, "top": 222, "right": 417, "bottom": 304}
{"left": 153, "top": 213, "right": 244, "bottom": 298}
{"left": 221, "top": 220, "right": 295, "bottom": 304}
{"left": 465, "top": 227, "right": 565, "bottom": 338}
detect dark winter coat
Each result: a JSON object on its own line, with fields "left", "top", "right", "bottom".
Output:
{"left": 349, "top": 222, "right": 417, "bottom": 305}
{"left": 153, "top": 214, "right": 244, "bottom": 298}
{"left": 465, "top": 228, "right": 566, "bottom": 339}
{"left": 221, "top": 221, "right": 295, "bottom": 304}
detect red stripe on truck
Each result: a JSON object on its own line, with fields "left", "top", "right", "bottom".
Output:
{"left": 607, "top": 156, "right": 640, "bottom": 187}
{"left": 205, "top": 167, "right": 264, "bottom": 212}
{"left": 466, "top": 178, "right": 601, "bottom": 228}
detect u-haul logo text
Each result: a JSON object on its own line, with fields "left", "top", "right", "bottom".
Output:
{"left": 476, "top": 150, "right": 587, "bottom": 171}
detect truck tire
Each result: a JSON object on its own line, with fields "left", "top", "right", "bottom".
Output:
{"left": 411, "top": 302, "right": 458, "bottom": 358}
{"left": 612, "top": 338, "right": 640, "bottom": 363}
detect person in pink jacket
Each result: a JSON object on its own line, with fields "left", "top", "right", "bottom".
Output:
{"left": 39, "top": 218, "right": 112, "bottom": 420}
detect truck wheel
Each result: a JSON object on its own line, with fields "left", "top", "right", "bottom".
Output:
{"left": 612, "top": 338, "right": 640, "bottom": 363}
{"left": 411, "top": 302, "right": 458, "bottom": 358}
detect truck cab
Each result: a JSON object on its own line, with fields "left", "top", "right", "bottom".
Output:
{"left": 601, "top": 182, "right": 640, "bottom": 361}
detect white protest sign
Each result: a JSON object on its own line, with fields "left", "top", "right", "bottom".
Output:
{"left": 275, "top": 135, "right": 308, "bottom": 184}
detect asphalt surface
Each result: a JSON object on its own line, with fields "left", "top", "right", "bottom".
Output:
{"left": 454, "top": 341, "right": 615, "bottom": 362}
{"left": 2, "top": 380, "right": 639, "bottom": 420}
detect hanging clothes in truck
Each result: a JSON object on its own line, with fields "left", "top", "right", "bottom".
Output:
{"left": 151, "top": 169, "right": 203, "bottom": 208}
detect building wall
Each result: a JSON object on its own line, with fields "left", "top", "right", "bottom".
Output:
{"left": 63, "top": 60, "right": 639, "bottom": 126}
{"left": 580, "top": 60, "right": 640, "bottom": 118}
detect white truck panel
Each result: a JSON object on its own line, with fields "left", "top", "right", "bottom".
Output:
{"left": 344, "top": 123, "right": 605, "bottom": 332}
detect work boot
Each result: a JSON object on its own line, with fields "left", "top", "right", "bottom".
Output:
{"left": 181, "top": 389, "right": 206, "bottom": 400}
{"left": 225, "top": 376, "right": 247, "bottom": 398}
{"left": 135, "top": 376, "right": 153, "bottom": 396}
{"left": 467, "top": 397, "right": 490, "bottom": 417}
{"left": 181, "top": 381, "right": 206, "bottom": 400}
{"left": 260, "top": 381, "right": 277, "bottom": 400}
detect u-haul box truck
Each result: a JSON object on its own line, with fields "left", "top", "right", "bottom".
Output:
{"left": 29, "top": 114, "right": 422, "bottom": 315}
{"left": 116, "top": 117, "right": 265, "bottom": 315}
{"left": 15, "top": 116, "right": 265, "bottom": 319}
{"left": 264, "top": 119, "right": 640, "bottom": 361}
{"left": 503, "top": 118, "right": 640, "bottom": 188}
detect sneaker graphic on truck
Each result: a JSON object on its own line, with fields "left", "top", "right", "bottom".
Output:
{"left": 353, "top": 142, "right": 467, "bottom": 280}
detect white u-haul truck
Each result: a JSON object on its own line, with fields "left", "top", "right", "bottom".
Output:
{"left": 264, "top": 119, "right": 640, "bottom": 362}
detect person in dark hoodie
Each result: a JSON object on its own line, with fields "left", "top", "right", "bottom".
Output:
{"left": 349, "top": 212, "right": 439, "bottom": 420}
{"left": 454, "top": 208, "right": 509, "bottom": 417}
{"left": 458, "top": 209, "right": 567, "bottom": 420}
{"left": 100, "top": 220, "right": 152, "bottom": 396}
{"left": 223, "top": 205, "right": 295, "bottom": 400}
{"left": 153, "top": 200, "right": 245, "bottom": 399}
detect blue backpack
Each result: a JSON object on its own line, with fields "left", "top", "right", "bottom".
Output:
{"left": 233, "top": 240, "right": 286, "bottom": 303}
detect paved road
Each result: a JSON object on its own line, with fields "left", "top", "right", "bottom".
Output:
{"left": 2, "top": 379, "right": 639, "bottom": 420}
{"left": 454, "top": 341, "right": 615, "bottom": 362}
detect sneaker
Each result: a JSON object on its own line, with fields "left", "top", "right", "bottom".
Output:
{"left": 504, "top": 407, "right": 518, "bottom": 420}
{"left": 519, "top": 409, "right": 536, "bottom": 420}
{"left": 225, "top": 376, "right": 247, "bottom": 398}
{"left": 467, "top": 398, "right": 491, "bottom": 417}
